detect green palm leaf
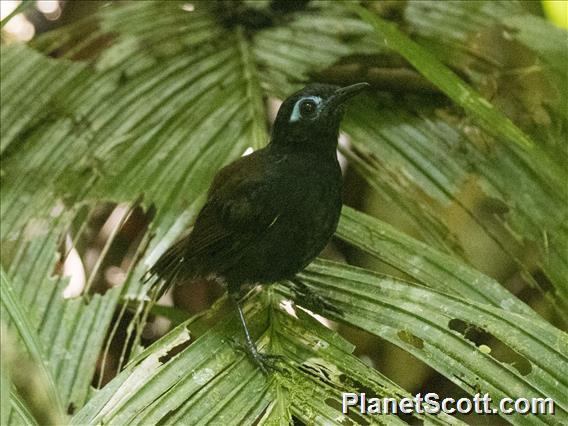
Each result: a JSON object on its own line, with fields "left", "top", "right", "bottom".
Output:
{"left": 1, "top": 1, "right": 566, "bottom": 424}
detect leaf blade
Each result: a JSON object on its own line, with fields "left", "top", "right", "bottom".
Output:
{"left": 349, "top": 3, "right": 534, "bottom": 150}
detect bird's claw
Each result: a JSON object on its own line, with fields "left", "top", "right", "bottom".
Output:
{"left": 307, "top": 292, "right": 342, "bottom": 315}
{"left": 231, "top": 340, "right": 284, "bottom": 374}
{"left": 290, "top": 280, "right": 343, "bottom": 315}
{"left": 251, "top": 351, "right": 284, "bottom": 374}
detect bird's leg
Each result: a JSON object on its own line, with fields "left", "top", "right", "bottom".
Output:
{"left": 230, "top": 293, "right": 282, "bottom": 374}
{"left": 231, "top": 293, "right": 260, "bottom": 359}
{"left": 288, "top": 278, "right": 342, "bottom": 315}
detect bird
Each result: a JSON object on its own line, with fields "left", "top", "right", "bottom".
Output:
{"left": 147, "top": 82, "right": 369, "bottom": 372}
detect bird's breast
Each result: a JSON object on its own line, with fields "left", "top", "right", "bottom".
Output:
{"left": 269, "top": 154, "right": 342, "bottom": 218}
{"left": 261, "top": 153, "right": 343, "bottom": 266}
{"left": 212, "top": 150, "right": 343, "bottom": 285}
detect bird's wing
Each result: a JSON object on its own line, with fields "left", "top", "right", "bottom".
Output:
{"left": 149, "top": 151, "right": 278, "bottom": 283}
{"left": 184, "top": 176, "right": 279, "bottom": 259}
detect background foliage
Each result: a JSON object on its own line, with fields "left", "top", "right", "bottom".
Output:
{"left": 1, "top": 1, "right": 567, "bottom": 425}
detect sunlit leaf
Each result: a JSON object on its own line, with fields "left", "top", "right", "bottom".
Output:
{"left": 0, "top": 267, "right": 65, "bottom": 421}
{"left": 1, "top": 1, "right": 566, "bottom": 424}
{"left": 338, "top": 207, "right": 537, "bottom": 317}
{"left": 73, "top": 291, "right": 463, "bottom": 425}
{"left": 298, "top": 260, "right": 568, "bottom": 425}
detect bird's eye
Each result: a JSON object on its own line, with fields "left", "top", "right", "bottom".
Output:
{"left": 299, "top": 100, "right": 317, "bottom": 118}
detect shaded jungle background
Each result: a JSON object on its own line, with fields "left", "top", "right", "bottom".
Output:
{"left": 1, "top": 1, "right": 567, "bottom": 425}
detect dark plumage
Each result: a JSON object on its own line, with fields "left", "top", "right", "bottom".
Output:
{"left": 148, "top": 82, "right": 369, "bottom": 371}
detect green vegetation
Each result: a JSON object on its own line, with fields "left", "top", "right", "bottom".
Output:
{"left": 1, "top": 1, "right": 567, "bottom": 424}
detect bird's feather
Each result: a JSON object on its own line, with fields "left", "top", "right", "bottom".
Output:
{"left": 148, "top": 151, "right": 279, "bottom": 289}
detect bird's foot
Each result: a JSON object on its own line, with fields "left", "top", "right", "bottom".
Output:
{"left": 289, "top": 279, "right": 343, "bottom": 315}
{"left": 250, "top": 350, "right": 284, "bottom": 375}
{"left": 229, "top": 292, "right": 284, "bottom": 374}
{"left": 230, "top": 339, "right": 283, "bottom": 374}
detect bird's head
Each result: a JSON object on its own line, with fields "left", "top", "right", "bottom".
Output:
{"left": 270, "top": 82, "right": 369, "bottom": 151}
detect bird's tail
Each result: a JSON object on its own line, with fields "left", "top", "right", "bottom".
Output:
{"left": 143, "top": 237, "right": 189, "bottom": 300}
{"left": 102, "top": 239, "right": 190, "bottom": 379}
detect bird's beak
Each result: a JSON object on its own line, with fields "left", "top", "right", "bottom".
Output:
{"left": 327, "top": 82, "right": 370, "bottom": 111}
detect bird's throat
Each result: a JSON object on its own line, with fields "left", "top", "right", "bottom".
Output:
{"left": 268, "top": 130, "right": 340, "bottom": 157}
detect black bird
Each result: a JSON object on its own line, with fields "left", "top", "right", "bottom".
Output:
{"left": 148, "top": 82, "right": 369, "bottom": 371}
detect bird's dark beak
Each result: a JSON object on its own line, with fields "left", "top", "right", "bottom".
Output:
{"left": 327, "top": 82, "right": 370, "bottom": 111}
